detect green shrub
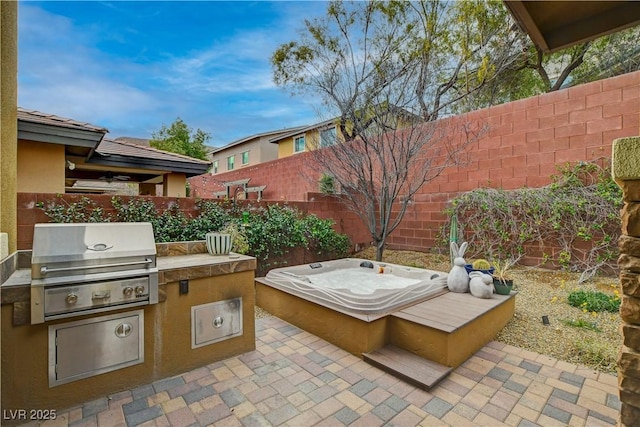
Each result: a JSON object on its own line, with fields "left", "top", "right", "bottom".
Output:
{"left": 38, "top": 197, "right": 351, "bottom": 270}
{"left": 567, "top": 289, "right": 620, "bottom": 313}
{"left": 36, "top": 195, "right": 110, "bottom": 223}
{"left": 319, "top": 173, "right": 335, "bottom": 194}
{"left": 300, "top": 214, "right": 350, "bottom": 256}
{"left": 443, "top": 160, "right": 622, "bottom": 281}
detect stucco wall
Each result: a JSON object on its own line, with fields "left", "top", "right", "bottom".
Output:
{"left": 1, "top": 1, "right": 18, "bottom": 254}
{"left": 17, "top": 140, "right": 65, "bottom": 193}
{"left": 162, "top": 172, "right": 187, "bottom": 197}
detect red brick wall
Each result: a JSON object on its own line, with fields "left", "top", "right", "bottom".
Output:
{"left": 16, "top": 194, "right": 202, "bottom": 250}
{"left": 189, "top": 71, "right": 640, "bottom": 261}
{"left": 16, "top": 192, "right": 372, "bottom": 251}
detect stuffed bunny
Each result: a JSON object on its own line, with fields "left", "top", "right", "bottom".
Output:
{"left": 469, "top": 271, "right": 494, "bottom": 299}
{"left": 447, "top": 241, "right": 469, "bottom": 293}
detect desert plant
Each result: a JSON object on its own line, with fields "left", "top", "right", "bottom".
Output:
{"left": 220, "top": 222, "right": 250, "bottom": 255}
{"left": 569, "top": 338, "right": 616, "bottom": 371}
{"left": 567, "top": 289, "right": 620, "bottom": 313}
{"left": 562, "top": 318, "right": 601, "bottom": 332}
{"left": 472, "top": 259, "right": 491, "bottom": 270}
{"left": 491, "top": 256, "right": 521, "bottom": 285}
{"left": 319, "top": 173, "right": 336, "bottom": 194}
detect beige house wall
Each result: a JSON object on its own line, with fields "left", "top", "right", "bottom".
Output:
{"left": 1, "top": 1, "right": 18, "bottom": 254}
{"left": 211, "top": 136, "right": 279, "bottom": 174}
{"left": 276, "top": 128, "right": 321, "bottom": 158}
{"left": 17, "top": 140, "right": 66, "bottom": 193}
{"left": 163, "top": 172, "right": 187, "bottom": 197}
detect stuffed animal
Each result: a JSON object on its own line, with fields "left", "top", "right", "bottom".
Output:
{"left": 469, "top": 271, "right": 494, "bottom": 298}
{"left": 447, "top": 241, "right": 470, "bottom": 293}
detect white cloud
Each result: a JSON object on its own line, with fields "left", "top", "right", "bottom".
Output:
{"left": 17, "top": 2, "right": 327, "bottom": 143}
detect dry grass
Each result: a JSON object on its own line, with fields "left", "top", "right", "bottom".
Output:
{"left": 355, "top": 248, "right": 621, "bottom": 374}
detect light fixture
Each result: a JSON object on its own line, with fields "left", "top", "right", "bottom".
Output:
{"left": 66, "top": 160, "right": 76, "bottom": 170}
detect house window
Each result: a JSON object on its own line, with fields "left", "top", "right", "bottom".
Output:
{"left": 241, "top": 151, "right": 250, "bottom": 165}
{"left": 320, "top": 127, "right": 337, "bottom": 147}
{"left": 227, "top": 155, "right": 235, "bottom": 171}
{"left": 294, "top": 135, "right": 305, "bottom": 153}
{"left": 212, "top": 160, "right": 218, "bottom": 174}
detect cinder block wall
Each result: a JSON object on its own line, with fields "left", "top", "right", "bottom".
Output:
{"left": 191, "top": 71, "right": 640, "bottom": 259}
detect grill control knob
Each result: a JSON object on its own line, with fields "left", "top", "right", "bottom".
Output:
{"left": 123, "top": 287, "right": 134, "bottom": 297}
{"left": 134, "top": 286, "right": 146, "bottom": 296}
{"left": 65, "top": 293, "right": 78, "bottom": 305}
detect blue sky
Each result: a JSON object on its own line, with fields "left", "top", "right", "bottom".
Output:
{"left": 18, "top": 1, "right": 329, "bottom": 147}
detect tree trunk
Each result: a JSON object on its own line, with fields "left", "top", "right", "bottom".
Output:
{"left": 376, "top": 241, "right": 385, "bottom": 261}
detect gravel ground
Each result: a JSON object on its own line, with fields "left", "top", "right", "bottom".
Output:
{"left": 256, "top": 248, "right": 621, "bottom": 374}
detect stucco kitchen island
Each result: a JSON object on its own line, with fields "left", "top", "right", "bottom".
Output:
{"left": 1, "top": 240, "right": 256, "bottom": 415}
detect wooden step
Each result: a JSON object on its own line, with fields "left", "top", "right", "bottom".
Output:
{"left": 363, "top": 345, "right": 452, "bottom": 391}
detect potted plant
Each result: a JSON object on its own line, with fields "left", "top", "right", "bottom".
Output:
{"left": 491, "top": 257, "right": 518, "bottom": 295}
{"left": 206, "top": 222, "right": 251, "bottom": 256}
{"left": 465, "top": 258, "right": 494, "bottom": 275}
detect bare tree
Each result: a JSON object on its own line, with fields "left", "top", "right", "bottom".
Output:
{"left": 308, "top": 113, "right": 480, "bottom": 261}
{"left": 272, "top": 1, "right": 518, "bottom": 260}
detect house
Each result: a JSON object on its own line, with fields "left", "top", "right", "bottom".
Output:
{"left": 270, "top": 106, "right": 422, "bottom": 159}
{"left": 268, "top": 118, "right": 338, "bottom": 158}
{"left": 17, "top": 108, "right": 211, "bottom": 197}
{"left": 209, "top": 126, "right": 305, "bottom": 174}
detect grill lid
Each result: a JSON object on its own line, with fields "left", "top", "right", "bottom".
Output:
{"left": 31, "top": 222, "right": 157, "bottom": 280}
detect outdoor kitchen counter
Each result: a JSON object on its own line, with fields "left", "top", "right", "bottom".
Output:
{"left": 0, "top": 252, "right": 257, "bottom": 324}
{"left": 1, "top": 248, "right": 258, "bottom": 415}
{"left": 157, "top": 252, "right": 256, "bottom": 284}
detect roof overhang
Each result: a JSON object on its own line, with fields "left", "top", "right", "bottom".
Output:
{"left": 18, "top": 121, "right": 104, "bottom": 152}
{"left": 505, "top": 1, "right": 640, "bottom": 53}
{"left": 87, "top": 152, "right": 210, "bottom": 177}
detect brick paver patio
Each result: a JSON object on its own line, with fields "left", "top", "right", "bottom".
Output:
{"left": 27, "top": 316, "right": 620, "bottom": 427}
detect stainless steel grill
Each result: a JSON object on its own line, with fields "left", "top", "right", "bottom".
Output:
{"left": 30, "top": 222, "right": 158, "bottom": 324}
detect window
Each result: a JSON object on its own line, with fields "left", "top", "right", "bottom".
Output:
{"left": 241, "top": 151, "right": 250, "bottom": 165}
{"left": 212, "top": 160, "right": 218, "bottom": 174}
{"left": 320, "top": 127, "right": 337, "bottom": 147}
{"left": 227, "top": 155, "right": 235, "bottom": 171}
{"left": 294, "top": 135, "right": 305, "bottom": 153}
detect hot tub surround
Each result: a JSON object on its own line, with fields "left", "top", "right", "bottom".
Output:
{"left": 256, "top": 258, "right": 514, "bottom": 368}
{"left": 1, "top": 240, "right": 256, "bottom": 413}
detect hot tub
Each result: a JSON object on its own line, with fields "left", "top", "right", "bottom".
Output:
{"left": 259, "top": 258, "right": 448, "bottom": 317}
{"left": 255, "top": 258, "right": 449, "bottom": 356}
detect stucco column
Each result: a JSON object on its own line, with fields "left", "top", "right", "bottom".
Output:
{"left": 163, "top": 173, "right": 187, "bottom": 197}
{"left": 0, "top": 1, "right": 18, "bottom": 256}
{"left": 613, "top": 136, "right": 640, "bottom": 426}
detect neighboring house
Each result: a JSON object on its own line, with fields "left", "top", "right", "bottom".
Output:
{"left": 17, "top": 108, "right": 210, "bottom": 197}
{"left": 269, "top": 119, "right": 339, "bottom": 159}
{"left": 270, "top": 107, "right": 421, "bottom": 159}
{"left": 209, "top": 126, "right": 305, "bottom": 174}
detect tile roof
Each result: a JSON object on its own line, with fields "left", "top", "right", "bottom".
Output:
{"left": 211, "top": 125, "right": 308, "bottom": 153}
{"left": 114, "top": 136, "right": 151, "bottom": 146}
{"left": 97, "top": 139, "right": 210, "bottom": 165}
{"left": 17, "top": 107, "right": 108, "bottom": 133}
